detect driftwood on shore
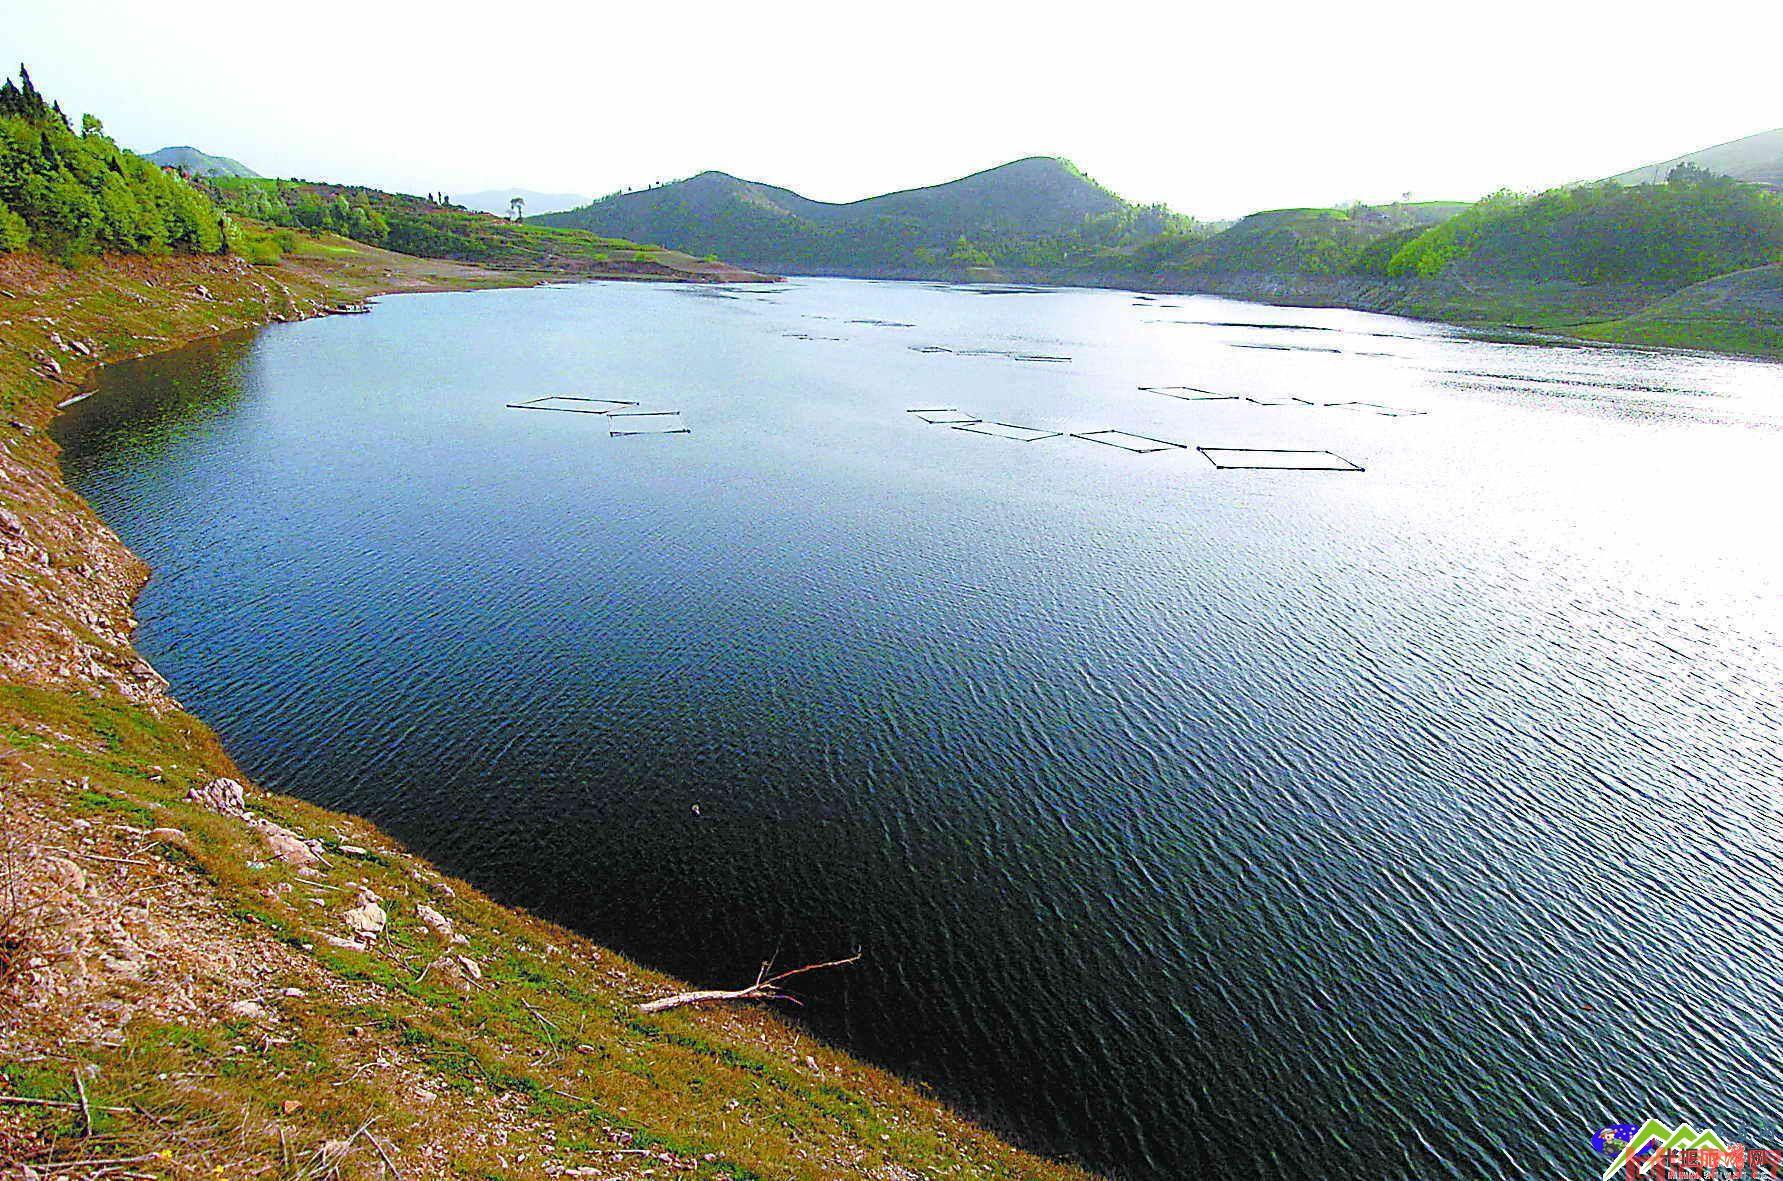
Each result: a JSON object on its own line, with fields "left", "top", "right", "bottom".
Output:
{"left": 639, "top": 952, "right": 862, "bottom": 1013}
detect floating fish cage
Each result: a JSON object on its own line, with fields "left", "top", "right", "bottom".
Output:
{"left": 1141, "top": 386, "right": 1426, "bottom": 417}
{"left": 908, "top": 408, "right": 981, "bottom": 425}
{"left": 507, "top": 396, "right": 639, "bottom": 415}
{"left": 609, "top": 411, "right": 690, "bottom": 437}
{"left": 913, "top": 346, "right": 1072, "bottom": 364}
{"left": 1140, "top": 385, "right": 1240, "bottom": 402}
{"left": 1196, "top": 447, "right": 1364, "bottom": 471}
{"left": 1073, "top": 429, "right": 1185, "bottom": 454}
{"left": 952, "top": 421, "right": 1062, "bottom": 442}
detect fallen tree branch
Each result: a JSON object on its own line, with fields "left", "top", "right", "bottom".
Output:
{"left": 369, "top": 1132, "right": 405, "bottom": 1180}
{"left": 73, "top": 1067, "right": 92, "bottom": 1135}
{"left": 639, "top": 951, "right": 862, "bottom": 1013}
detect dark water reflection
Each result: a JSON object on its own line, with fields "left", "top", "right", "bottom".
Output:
{"left": 55, "top": 279, "right": 1783, "bottom": 1179}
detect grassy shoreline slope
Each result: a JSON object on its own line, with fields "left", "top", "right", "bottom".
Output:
{"left": 203, "top": 177, "right": 775, "bottom": 282}
{"left": 0, "top": 244, "right": 1089, "bottom": 1180}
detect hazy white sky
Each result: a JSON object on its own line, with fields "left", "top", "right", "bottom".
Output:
{"left": 8, "top": 0, "right": 1779, "bottom": 217}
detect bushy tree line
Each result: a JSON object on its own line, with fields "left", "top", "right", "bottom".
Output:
{"left": 0, "top": 66, "right": 224, "bottom": 258}
{"left": 1384, "top": 168, "right": 1783, "bottom": 286}
{"left": 211, "top": 179, "right": 393, "bottom": 244}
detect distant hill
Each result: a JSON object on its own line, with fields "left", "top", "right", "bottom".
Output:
{"left": 1610, "top": 128, "right": 1783, "bottom": 188}
{"left": 146, "top": 145, "right": 258, "bottom": 178}
{"left": 455, "top": 188, "right": 590, "bottom": 218}
{"left": 534, "top": 157, "right": 1130, "bottom": 274}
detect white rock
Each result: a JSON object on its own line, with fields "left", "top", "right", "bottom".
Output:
{"left": 186, "top": 777, "right": 245, "bottom": 815}
{"left": 343, "top": 900, "right": 388, "bottom": 942}
{"left": 248, "top": 818, "right": 318, "bottom": 867}
{"left": 416, "top": 904, "right": 455, "bottom": 938}
{"left": 226, "top": 999, "right": 272, "bottom": 1023}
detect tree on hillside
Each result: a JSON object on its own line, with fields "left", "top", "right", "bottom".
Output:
{"left": 947, "top": 236, "right": 994, "bottom": 267}
{"left": 0, "top": 65, "right": 52, "bottom": 121}
{"left": 509, "top": 195, "right": 525, "bottom": 221}
{"left": 1667, "top": 162, "right": 1721, "bottom": 186}
{"left": 0, "top": 65, "right": 225, "bottom": 257}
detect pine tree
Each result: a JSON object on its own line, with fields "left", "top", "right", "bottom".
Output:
{"left": 18, "top": 65, "right": 50, "bottom": 120}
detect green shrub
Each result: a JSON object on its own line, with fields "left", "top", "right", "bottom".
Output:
{"left": 0, "top": 195, "right": 27, "bottom": 250}
{"left": 236, "top": 233, "right": 282, "bottom": 265}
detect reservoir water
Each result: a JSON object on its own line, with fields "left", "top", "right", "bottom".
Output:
{"left": 54, "top": 278, "right": 1783, "bottom": 1179}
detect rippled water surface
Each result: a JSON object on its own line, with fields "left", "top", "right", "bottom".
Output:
{"left": 56, "top": 279, "right": 1783, "bottom": 1178}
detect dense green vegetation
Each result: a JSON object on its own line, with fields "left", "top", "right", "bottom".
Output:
{"left": 1078, "top": 170, "right": 1783, "bottom": 293}
{"left": 205, "top": 176, "right": 662, "bottom": 269}
{"left": 1383, "top": 168, "right": 1783, "bottom": 285}
{"left": 0, "top": 66, "right": 224, "bottom": 259}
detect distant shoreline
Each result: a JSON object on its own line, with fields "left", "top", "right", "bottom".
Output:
{"left": 754, "top": 264, "right": 1783, "bottom": 362}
